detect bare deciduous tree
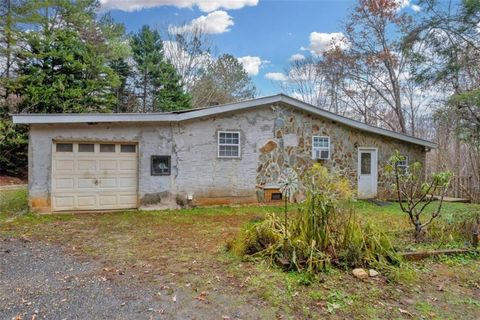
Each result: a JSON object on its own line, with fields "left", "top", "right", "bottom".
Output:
{"left": 280, "top": 57, "right": 331, "bottom": 108}
{"left": 163, "top": 25, "right": 214, "bottom": 92}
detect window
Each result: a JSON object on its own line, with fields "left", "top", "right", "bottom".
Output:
{"left": 397, "top": 155, "right": 409, "bottom": 174}
{"left": 151, "top": 155, "right": 171, "bottom": 176}
{"left": 312, "top": 136, "right": 330, "bottom": 159}
{"left": 360, "top": 152, "right": 371, "bottom": 175}
{"left": 78, "top": 144, "right": 94, "bottom": 152}
{"left": 56, "top": 143, "right": 73, "bottom": 152}
{"left": 121, "top": 144, "right": 136, "bottom": 153}
{"left": 218, "top": 131, "right": 240, "bottom": 158}
{"left": 271, "top": 193, "right": 282, "bottom": 200}
{"left": 100, "top": 144, "right": 116, "bottom": 153}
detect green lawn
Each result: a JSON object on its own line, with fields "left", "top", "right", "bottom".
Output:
{"left": 0, "top": 187, "right": 28, "bottom": 222}
{"left": 1, "top": 192, "right": 479, "bottom": 319}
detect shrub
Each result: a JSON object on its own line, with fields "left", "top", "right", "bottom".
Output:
{"left": 386, "top": 150, "right": 453, "bottom": 241}
{"left": 229, "top": 164, "right": 401, "bottom": 274}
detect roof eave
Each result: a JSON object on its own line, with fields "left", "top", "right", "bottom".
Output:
{"left": 11, "top": 93, "right": 437, "bottom": 149}
{"left": 277, "top": 95, "right": 437, "bottom": 149}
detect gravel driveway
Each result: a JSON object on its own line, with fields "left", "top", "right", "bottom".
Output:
{"left": 0, "top": 238, "right": 266, "bottom": 320}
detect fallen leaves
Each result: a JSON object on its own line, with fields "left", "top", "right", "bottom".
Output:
{"left": 398, "top": 308, "right": 413, "bottom": 317}
{"left": 240, "top": 276, "right": 250, "bottom": 288}
{"left": 195, "top": 291, "right": 209, "bottom": 302}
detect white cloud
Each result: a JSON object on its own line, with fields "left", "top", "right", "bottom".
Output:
{"left": 265, "top": 72, "right": 288, "bottom": 81}
{"left": 99, "top": 0, "right": 258, "bottom": 12}
{"left": 238, "top": 56, "right": 264, "bottom": 76}
{"left": 168, "top": 10, "right": 233, "bottom": 34}
{"left": 289, "top": 54, "right": 305, "bottom": 61}
{"left": 394, "top": 0, "right": 422, "bottom": 12}
{"left": 411, "top": 4, "right": 421, "bottom": 12}
{"left": 303, "top": 32, "right": 349, "bottom": 56}
{"left": 396, "top": 0, "right": 410, "bottom": 9}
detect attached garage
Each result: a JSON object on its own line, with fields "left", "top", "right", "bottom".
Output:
{"left": 51, "top": 141, "right": 138, "bottom": 211}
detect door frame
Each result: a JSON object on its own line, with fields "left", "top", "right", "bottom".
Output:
{"left": 357, "top": 147, "right": 378, "bottom": 199}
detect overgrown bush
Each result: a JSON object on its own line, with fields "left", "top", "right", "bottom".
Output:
{"left": 386, "top": 150, "right": 453, "bottom": 240}
{"left": 228, "top": 164, "right": 401, "bottom": 273}
{"left": 421, "top": 208, "right": 480, "bottom": 248}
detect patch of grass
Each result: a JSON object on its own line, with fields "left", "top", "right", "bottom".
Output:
{"left": 353, "top": 200, "right": 480, "bottom": 250}
{"left": 326, "top": 290, "right": 353, "bottom": 314}
{"left": 0, "top": 187, "right": 28, "bottom": 219}
{"left": 415, "top": 300, "right": 435, "bottom": 315}
{"left": 435, "top": 252, "right": 480, "bottom": 266}
{"left": 308, "top": 290, "right": 324, "bottom": 300}
{"left": 385, "top": 264, "right": 418, "bottom": 284}
{"left": 460, "top": 298, "right": 480, "bottom": 308}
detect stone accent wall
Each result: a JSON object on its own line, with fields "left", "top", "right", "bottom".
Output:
{"left": 256, "top": 104, "right": 426, "bottom": 199}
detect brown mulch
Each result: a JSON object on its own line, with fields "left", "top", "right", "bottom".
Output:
{"left": 0, "top": 175, "right": 26, "bottom": 186}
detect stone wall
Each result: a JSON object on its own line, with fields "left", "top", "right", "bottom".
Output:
{"left": 256, "top": 104, "right": 426, "bottom": 199}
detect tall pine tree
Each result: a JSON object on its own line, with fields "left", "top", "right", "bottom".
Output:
{"left": 13, "top": 0, "right": 120, "bottom": 113}
{"left": 131, "top": 25, "right": 190, "bottom": 112}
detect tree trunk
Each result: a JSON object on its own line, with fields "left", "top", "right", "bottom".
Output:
{"left": 142, "top": 69, "right": 147, "bottom": 113}
{"left": 393, "top": 83, "right": 407, "bottom": 133}
{"left": 414, "top": 221, "right": 423, "bottom": 242}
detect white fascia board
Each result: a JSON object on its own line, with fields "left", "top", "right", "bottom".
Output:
{"left": 12, "top": 113, "right": 178, "bottom": 124}
{"left": 277, "top": 95, "right": 437, "bottom": 149}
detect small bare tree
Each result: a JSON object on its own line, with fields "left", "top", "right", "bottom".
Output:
{"left": 386, "top": 151, "right": 453, "bottom": 240}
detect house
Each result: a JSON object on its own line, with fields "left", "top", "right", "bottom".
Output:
{"left": 12, "top": 94, "right": 436, "bottom": 213}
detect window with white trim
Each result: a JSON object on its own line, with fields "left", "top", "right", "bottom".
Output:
{"left": 218, "top": 131, "right": 240, "bottom": 158}
{"left": 312, "top": 136, "right": 330, "bottom": 160}
{"left": 397, "top": 155, "right": 409, "bottom": 174}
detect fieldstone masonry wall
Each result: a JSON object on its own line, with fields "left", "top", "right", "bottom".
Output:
{"left": 256, "top": 104, "right": 426, "bottom": 199}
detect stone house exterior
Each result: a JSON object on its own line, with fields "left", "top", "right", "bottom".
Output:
{"left": 13, "top": 94, "right": 436, "bottom": 213}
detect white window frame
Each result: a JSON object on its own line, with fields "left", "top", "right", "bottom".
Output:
{"left": 217, "top": 131, "right": 241, "bottom": 158}
{"left": 397, "top": 155, "right": 409, "bottom": 173}
{"left": 312, "top": 136, "right": 330, "bottom": 160}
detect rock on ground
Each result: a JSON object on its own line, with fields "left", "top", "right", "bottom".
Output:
{"left": 352, "top": 268, "right": 369, "bottom": 279}
{"left": 369, "top": 269, "right": 379, "bottom": 277}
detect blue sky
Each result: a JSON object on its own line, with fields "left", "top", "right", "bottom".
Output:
{"left": 102, "top": 0, "right": 421, "bottom": 95}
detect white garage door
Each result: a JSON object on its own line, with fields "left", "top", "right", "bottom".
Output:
{"left": 52, "top": 142, "right": 138, "bottom": 211}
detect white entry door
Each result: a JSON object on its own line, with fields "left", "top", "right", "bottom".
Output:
{"left": 357, "top": 148, "right": 378, "bottom": 199}
{"left": 52, "top": 142, "right": 138, "bottom": 211}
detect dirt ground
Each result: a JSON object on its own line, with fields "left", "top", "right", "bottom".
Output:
{"left": 0, "top": 176, "right": 26, "bottom": 186}
{"left": 0, "top": 206, "right": 479, "bottom": 319}
{"left": 0, "top": 238, "right": 272, "bottom": 320}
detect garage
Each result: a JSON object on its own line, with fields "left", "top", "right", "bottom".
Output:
{"left": 51, "top": 142, "right": 138, "bottom": 211}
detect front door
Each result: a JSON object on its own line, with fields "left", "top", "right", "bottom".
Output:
{"left": 357, "top": 148, "right": 378, "bottom": 199}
